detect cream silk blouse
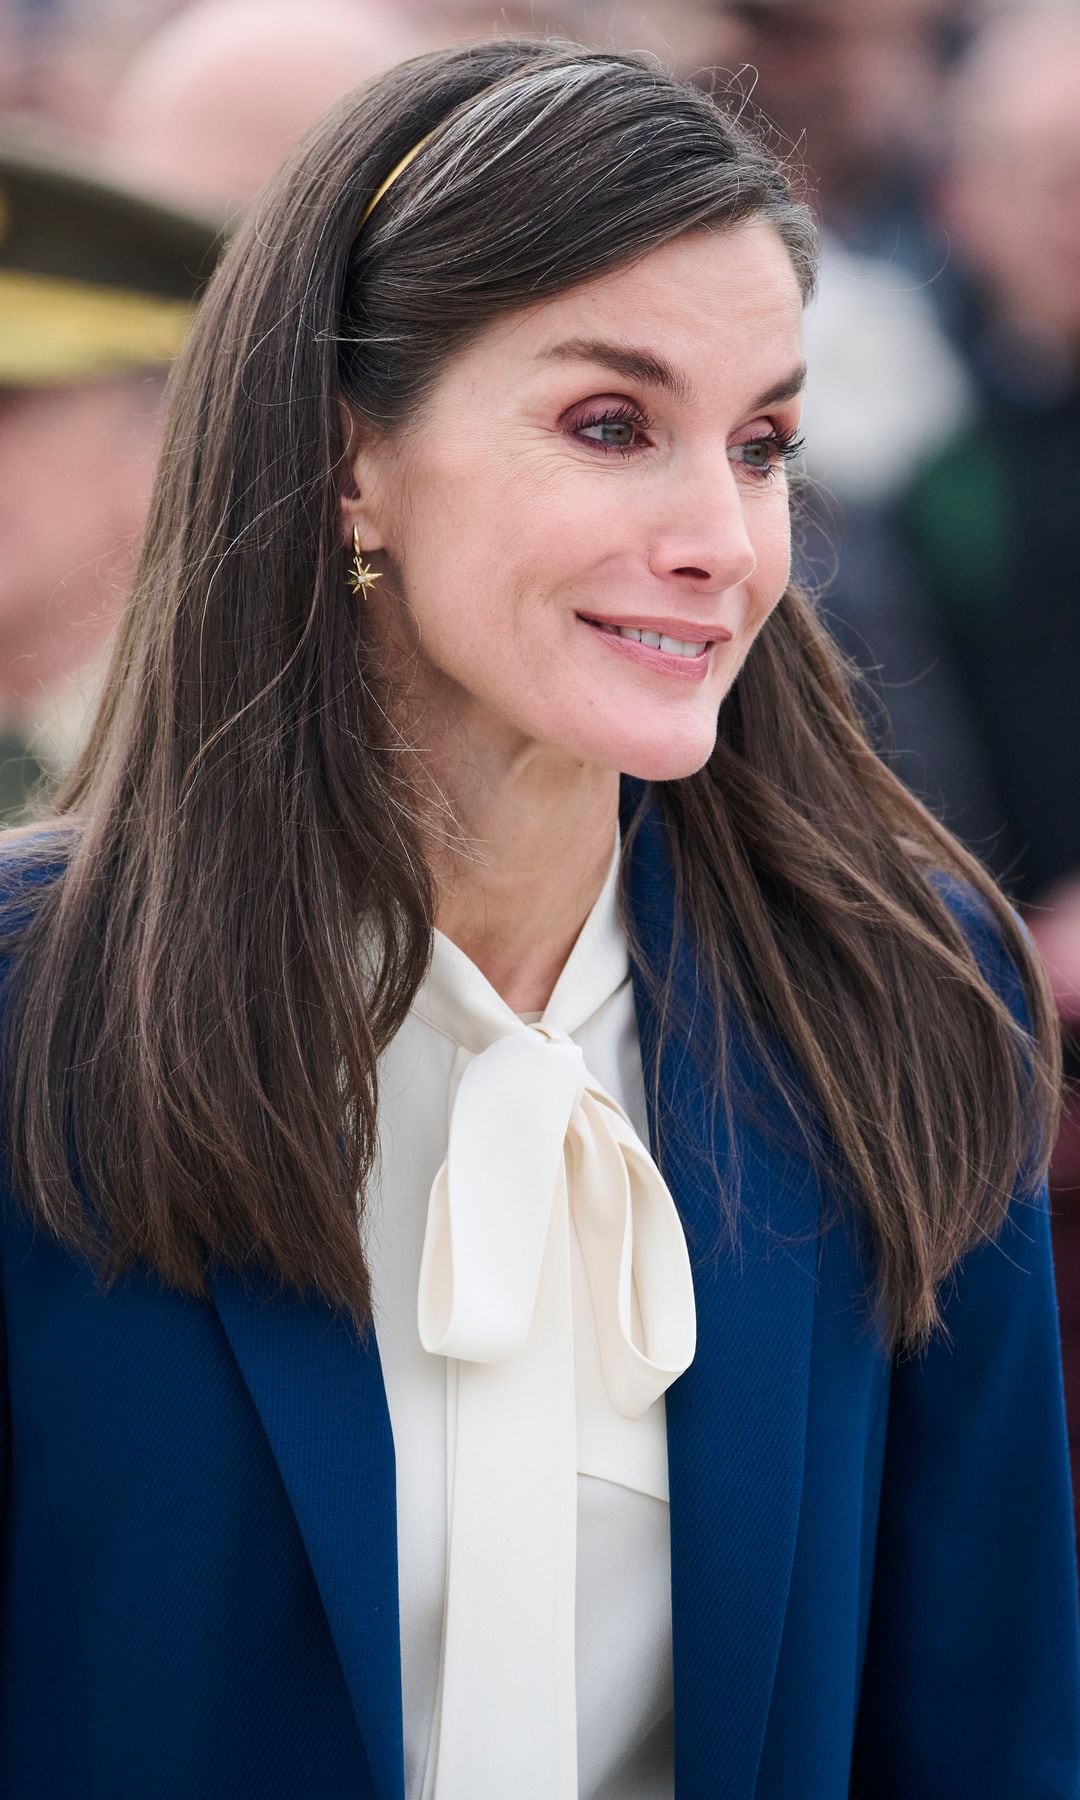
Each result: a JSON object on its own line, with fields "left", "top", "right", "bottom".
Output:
{"left": 363, "top": 829, "right": 697, "bottom": 1799}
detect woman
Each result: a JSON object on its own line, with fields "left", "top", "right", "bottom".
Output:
{"left": 0, "top": 38, "right": 1075, "bottom": 1800}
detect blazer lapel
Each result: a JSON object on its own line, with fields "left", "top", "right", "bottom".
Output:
{"left": 621, "top": 777, "right": 819, "bottom": 1800}
{"left": 210, "top": 1266, "right": 404, "bottom": 1800}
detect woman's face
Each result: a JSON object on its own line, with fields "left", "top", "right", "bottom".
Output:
{"left": 349, "top": 219, "right": 805, "bottom": 784}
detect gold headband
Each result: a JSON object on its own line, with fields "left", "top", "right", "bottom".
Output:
{"left": 358, "top": 129, "right": 437, "bottom": 228}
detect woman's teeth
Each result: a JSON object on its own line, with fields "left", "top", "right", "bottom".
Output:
{"left": 598, "top": 623, "right": 708, "bottom": 659}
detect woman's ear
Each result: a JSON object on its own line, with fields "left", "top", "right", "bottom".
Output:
{"left": 337, "top": 399, "right": 389, "bottom": 551}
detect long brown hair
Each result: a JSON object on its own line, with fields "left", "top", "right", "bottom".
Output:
{"left": 0, "top": 39, "right": 1059, "bottom": 1355}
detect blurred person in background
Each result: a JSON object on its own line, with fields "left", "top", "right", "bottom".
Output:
{"left": 0, "top": 0, "right": 421, "bottom": 825}
{"left": 723, "top": 0, "right": 971, "bottom": 271}
{"left": 887, "top": 1, "right": 1080, "bottom": 1526}
{"left": 894, "top": 2, "right": 1080, "bottom": 908}
{"left": 103, "top": 0, "right": 424, "bottom": 219}
{"left": 0, "top": 140, "right": 219, "bottom": 818}
{"left": 933, "top": 0, "right": 1080, "bottom": 402}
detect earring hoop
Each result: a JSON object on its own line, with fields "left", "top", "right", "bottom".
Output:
{"left": 348, "top": 525, "right": 383, "bottom": 597}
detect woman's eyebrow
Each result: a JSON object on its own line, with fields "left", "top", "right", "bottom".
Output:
{"left": 750, "top": 364, "right": 807, "bottom": 409}
{"left": 538, "top": 338, "right": 693, "bottom": 403}
{"left": 537, "top": 338, "right": 806, "bottom": 413}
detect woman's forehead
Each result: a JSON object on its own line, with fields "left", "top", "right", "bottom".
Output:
{"left": 448, "top": 224, "right": 805, "bottom": 397}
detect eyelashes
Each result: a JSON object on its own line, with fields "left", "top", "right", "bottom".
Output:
{"left": 571, "top": 402, "right": 805, "bottom": 480}
{"left": 770, "top": 422, "right": 806, "bottom": 459}
{"left": 740, "top": 421, "right": 806, "bottom": 477}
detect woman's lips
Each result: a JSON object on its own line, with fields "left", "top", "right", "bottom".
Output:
{"left": 578, "top": 615, "right": 717, "bottom": 681}
{"left": 576, "top": 610, "right": 732, "bottom": 644}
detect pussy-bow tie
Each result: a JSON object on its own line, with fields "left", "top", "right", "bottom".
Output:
{"left": 411, "top": 931, "right": 697, "bottom": 1800}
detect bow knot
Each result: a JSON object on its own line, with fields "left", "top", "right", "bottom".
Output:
{"left": 417, "top": 1018, "right": 695, "bottom": 1413}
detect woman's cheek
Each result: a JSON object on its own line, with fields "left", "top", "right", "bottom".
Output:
{"left": 751, "top": 499, "right": 793, "bottom": 615}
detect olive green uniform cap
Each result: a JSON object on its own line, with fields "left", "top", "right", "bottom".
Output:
{"left": 0, "top": 139, "right": 224, "bottom": 386}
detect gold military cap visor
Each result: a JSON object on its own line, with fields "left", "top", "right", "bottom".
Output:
{"left": 0, "top": 140, "right": 223, "bottom": 386}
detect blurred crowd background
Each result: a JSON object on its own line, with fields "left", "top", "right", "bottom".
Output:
{"left": 1, "top": 0, "right": 1079, "bottom": 1514}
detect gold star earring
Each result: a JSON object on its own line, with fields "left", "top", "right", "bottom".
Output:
{"left": 347, "top": 524, "right": 383, "bottom": 597}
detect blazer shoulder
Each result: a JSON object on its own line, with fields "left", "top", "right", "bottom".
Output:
{"left": 0, "top": 822, "right": 71, "bottom": 929}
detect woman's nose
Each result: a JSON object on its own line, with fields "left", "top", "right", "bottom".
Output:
{"left": 647, "top": 463, "right": 758, "bottom": 591}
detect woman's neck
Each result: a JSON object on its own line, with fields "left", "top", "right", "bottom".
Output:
{"left": 427, "top": 757, "right": 620, "bottom": 1016}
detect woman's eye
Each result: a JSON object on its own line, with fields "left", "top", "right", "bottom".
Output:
{"left": 573, "top": 406, "right": 650, "bottom": 454}
{"left": 730, "top": 430, "right": 804, "bottom": 480}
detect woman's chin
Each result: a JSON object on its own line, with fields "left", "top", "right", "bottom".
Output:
{"left": 604, "top": 724, "right": 719, "bottom": 785}
{"left": 619, "top": 747, "right": 716, "bottom": 783}
{"left": 520, "top": 712, "right": 720, "bottom": 785}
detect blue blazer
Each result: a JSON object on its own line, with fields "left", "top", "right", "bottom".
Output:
{"left": 1, "top": 778, "right": 1078, "bottom": 1799}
